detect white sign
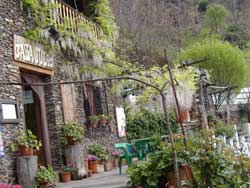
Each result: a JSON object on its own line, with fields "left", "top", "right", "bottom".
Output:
{"left": 14, "top": 35, "right": 54, "bottom": 69}
{"left": 2, "top": 104, "right": 17, "bottom": 120}
{"left": 115, "top": 107, "right": 126, "bottom": 138}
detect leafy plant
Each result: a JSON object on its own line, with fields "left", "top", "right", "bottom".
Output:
{"left": 89, "top": 115, "right": 99, "bottom": 123}
{"left": 62, "top": 163, "right": 77, "bottom": 173}
{"left": 98, "top": 114, "right": 107, "bottom": 119}
{"left": 35, "top": 165, "right": 58, "bottom": 187}
{"left": 126, "top": 143, "right": 172, "bottom": 188}
{"left": 125, "top": 109, "right": 178, "bottom": 141}
{"left": 87, "top": 144, "right": 109, "bottom": 161}
{"left": 11, "top": 129, "right": 42, "bottom": 151}
{"left": 214, "top": 121, "right": 234, "bottom": 138}
{"left": 178, "top": 131, "right": 250, "bottom": 188}
{"left": 63, "top": 123, "right": 84, "bottom": 143}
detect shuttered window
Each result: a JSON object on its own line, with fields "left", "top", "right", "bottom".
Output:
{"left": 84, "top": 85, "right": 103, "bottom": 116}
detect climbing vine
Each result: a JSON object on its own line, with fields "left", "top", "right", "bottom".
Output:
{"left": 21, "top": 0, "right": 118, "bottom": 65}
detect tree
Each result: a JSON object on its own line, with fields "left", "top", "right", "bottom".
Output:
{"left": 205, "top": 4, "right": 229, "bottom": 33}
{"left": 179, "top": 39, "right": 246, "bottom": 89}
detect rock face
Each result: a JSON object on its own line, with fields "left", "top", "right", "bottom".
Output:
{"left": 0, "top": 0, "right": 125, "bottom": 183}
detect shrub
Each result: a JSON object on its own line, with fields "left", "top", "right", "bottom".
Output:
{"left": 125, "top": 109, "right": 178, "bottom": 141}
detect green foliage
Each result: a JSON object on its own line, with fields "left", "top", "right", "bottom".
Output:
{"left": 63, "top": 123, "right": 84, "bottom": 143}
{"left": 223, "top": 25, "right": 250, "bottom": 49}
{"left": 179, "top": 131, "right": 250, "bottom": 187}
{"left": 89, "top": 115, "right": 99, "bottom": 123}
{"left": 11, "top": 129, "right": 42, "bottom": 151}
{"left": 35, "top": 165, "right": 58, "bottom": 186}
{"left": 62, "top": 165, "right": 77, "bottom": 173}
{"left": 179, "top": 38, "right": 246, "bottom": 89}
{"left": 126, "top": 143, "right": 172, "bottom": 188}
{"left": 213, "top": 121, "right": 234, "bottom": 138}
{"left": 125, "top": 109, "right": 178, "bottom": 141}
{"left": 98, "top": 114, "right": 107, "bottom": 119}
{"left": 197, "top": 0, "right": 209, "bottom": 13}
{"left": 205, "top": 4, "right": 229, "bottom": 33}
{"left": 90, "top": 0, "right": 119, "bottom": 39}
{"left": 87, "top": 144, "right": 109, "bottom": 161}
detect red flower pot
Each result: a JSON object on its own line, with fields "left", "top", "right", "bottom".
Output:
{"left": 88, "top": 161, "right": 97, "bottom": 173}
{"left": 90, "top": 122, "right": 98, "bottom": 128}
{"left": 175, "top": 110, "right": 190, "bottom": 123}
{"left": 99, "top": 118, "right": 107, "bottom": 126}
{"left": 19, "top": 145, "right": 33, "bottom": 156}
{"left": 66, "top": 136, "right": 75, "bottom": 145}
{"left": 60, "top": 171, "right": 71, "bottom": 183}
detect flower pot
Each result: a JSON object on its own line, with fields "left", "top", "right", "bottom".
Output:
{"left": 66, "top": 136, "right": 75, "bottom": 145}
{"left": 104, "top": 160, "right": 112, "bottom": 171}
{"left": 19, "top": 145, "right": 33, "bottom": 156}
{"left": 90, "top": 121, "right": 98, "bottom": 128}
{"left": 175, "top": 109, "right": 190, "bottom": 123}
{"left": 182, "top": 164, "right": 193, "bottom": 181}
{"left": 165, "top": 165, "right": 193, "bottom": 188}
{"left": 99, "top": 118, "right": 107, "bottom": 126}
{"left": 97, "top": 164, "right": 104, "bottom": 173}
{"left": 112, "top": 158, "right": 118, "bottom": 169}
{"left": 88, "top": 170, "right": 92, "bottom": 177}
{"left": 88, "top": 161, "right": 97, "bottom": 173}
{"left": 60, "top": 171, "right": 71, "bottom": 183}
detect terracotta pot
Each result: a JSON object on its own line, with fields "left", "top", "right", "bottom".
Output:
{"left": 112, "top": 158, "right": 118, "bottom": 169}
{"left": 175, "top": 110, "right": 190, "bottom": 123}
{"left": 90, "top": 121, "right": 98, "bottom": 128}
{"left": 99, "top": 118, "right": 107, "bottom": 126}
{"left": 60, "top": 171, "right": 71, "bottom": 183}
{"left": 182, "top": 164, "right": 193, "bottom": 181}
{"left": 19, "top": 145, "right": 33, "bottom": 156}
{"left": 88, "top": 170, "right": 92, "bottom": 177}
{"left": 165, "top": 165, "right": 193, "bottom": 188}
{"left": 66, "top": 136, "right": 75, "bottom": 145}
{"left": 88, "top": 161, "right": 97, "bottom": 173}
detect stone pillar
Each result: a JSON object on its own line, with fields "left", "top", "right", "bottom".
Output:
{"left": 16, "top": 156, "right": 38, "bottom": 188}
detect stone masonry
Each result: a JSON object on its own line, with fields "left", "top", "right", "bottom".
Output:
{"left": 0, "top": 0, "right": 124, "bottom": 183}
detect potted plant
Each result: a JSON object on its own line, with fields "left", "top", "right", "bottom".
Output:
{"left": 11, "top": 129, "right": 42, "bottom": 156}
{"left": 111, "top": 150, "right": 120, "bottom": 169}
{"left": 60, "top": 163, "right": 77, "bottom": 183}
{"left": 35, "top": 166, "right": 58, "bottom": 188}
{"left": 98, "top": 114, "right": 107, "bottom": 126}
{"left": 87, "top": 154, "right": 98, "bottom": 173}
{"left": 63, "top": 123, "right": 84, "bottom": 145}
{"left": 106, "top": 115, "right": 112, "bottom": 125}
{"left": 89, "top": 115, "right": 99, "bottom": 128}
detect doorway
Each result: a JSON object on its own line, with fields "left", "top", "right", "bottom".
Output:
{"left": 22, "top": 72, "right": 52, "bottom": 166}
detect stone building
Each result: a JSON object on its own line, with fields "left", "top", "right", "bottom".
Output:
{"left": 0, "top": 0, "right": 124, "bottom": 183}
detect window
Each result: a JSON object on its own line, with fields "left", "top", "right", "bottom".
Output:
{"left": 84, "top": 85, "right": 103, "bottom": 117}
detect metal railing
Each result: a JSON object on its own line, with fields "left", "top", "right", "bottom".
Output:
{"left": 49, "top": 0, "right": 102, "bottom": 38}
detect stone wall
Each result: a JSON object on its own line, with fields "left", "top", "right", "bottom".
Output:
{"left": 0, "top": 0, "right": 125, "bottom": 182}
{"left": 0, "top": 0, "right": 32, "bottom": 182}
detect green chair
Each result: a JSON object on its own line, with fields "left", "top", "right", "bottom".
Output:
{"left": 133, "top": 138, "right": 156, "bottom": 160}
{"left": 114, "top": 143, "right": 137, "bottom": 175}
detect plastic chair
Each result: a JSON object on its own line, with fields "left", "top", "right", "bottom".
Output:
{"left": 114, "top": 143, "right": 137, "bottom": 175}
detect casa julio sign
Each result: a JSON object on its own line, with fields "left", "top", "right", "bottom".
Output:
{"left": 14, "top": 35, "right": 54, "bottom": 69}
